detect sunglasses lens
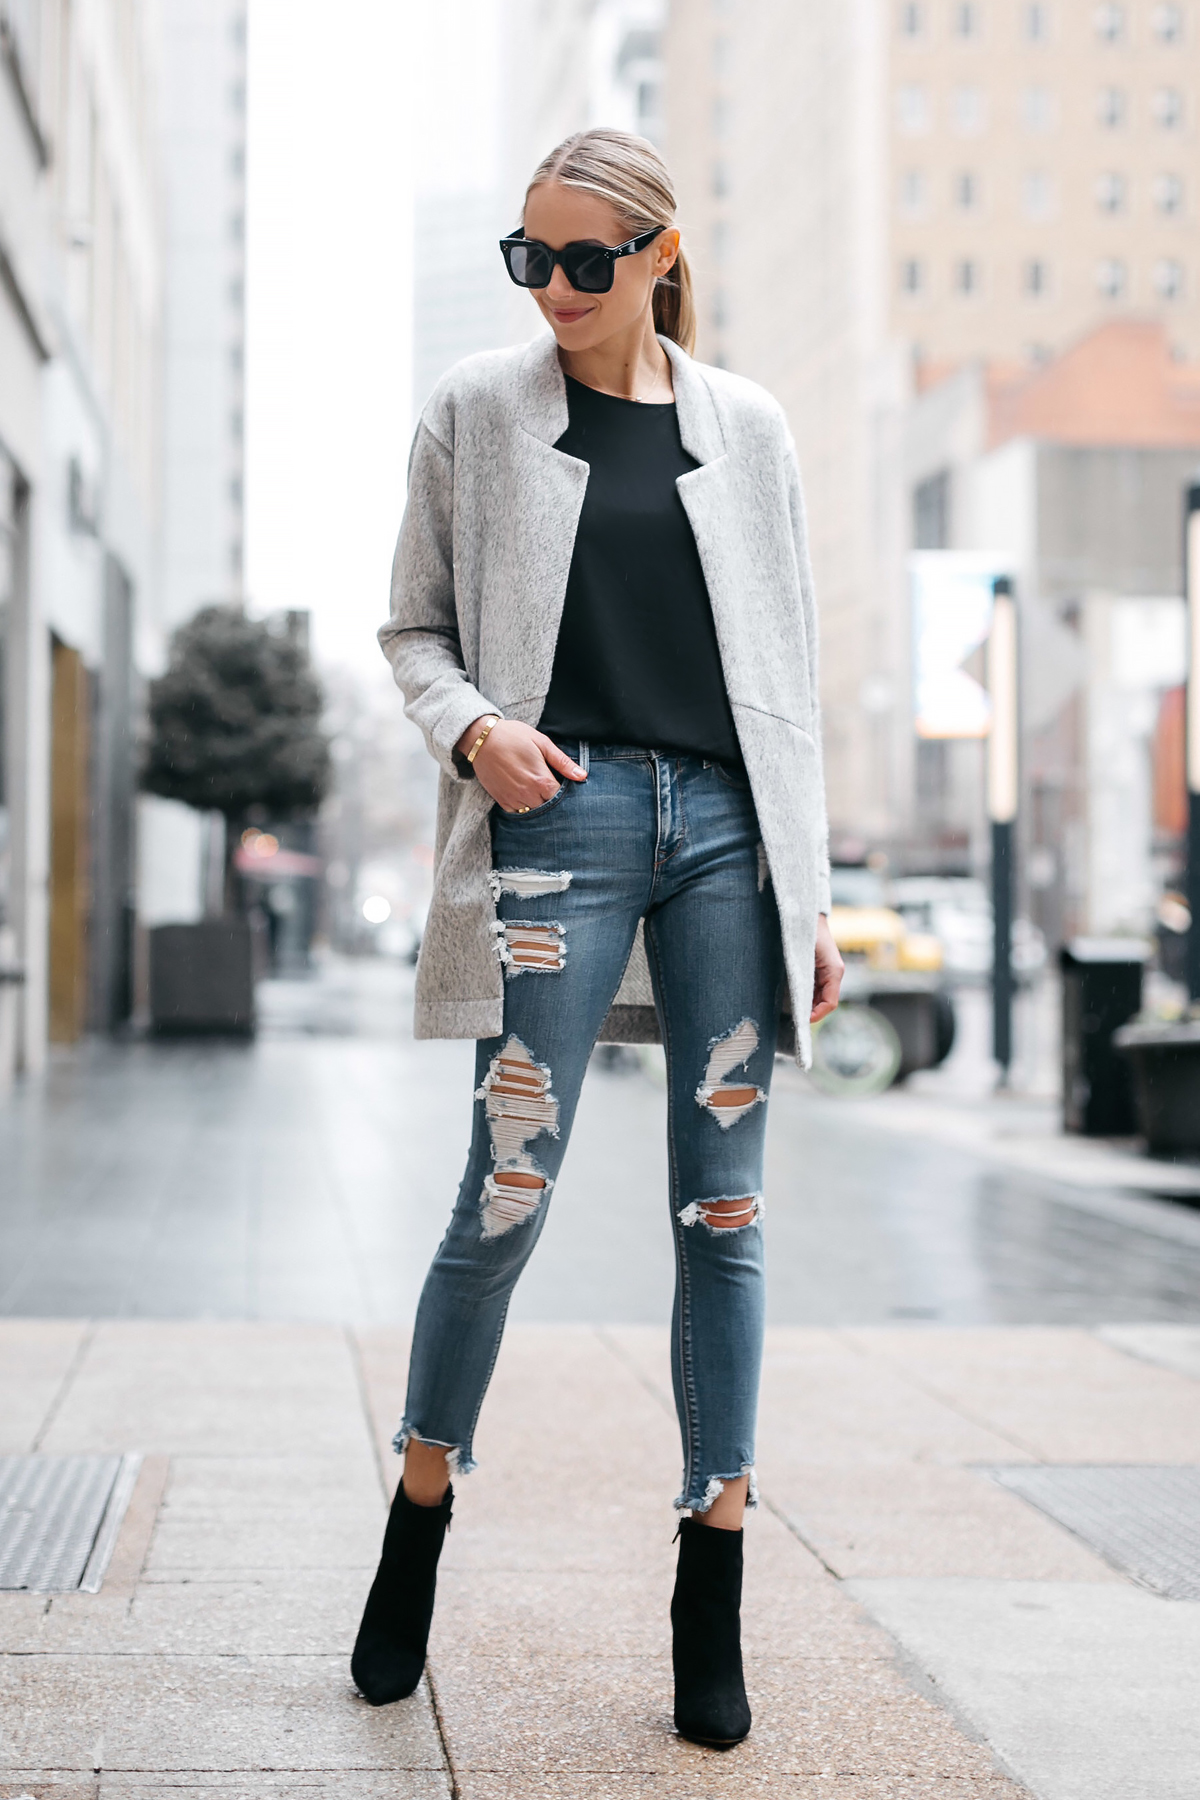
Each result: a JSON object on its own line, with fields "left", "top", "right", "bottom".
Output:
{"left": 505, "top": 241, "right": 552, "bottom": 287}
{"left": 564, "top": 247, "right": 613, "bottom": 292}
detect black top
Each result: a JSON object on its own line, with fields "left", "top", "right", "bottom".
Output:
{"left": 538, "top": 376, "right": 741, "bottom": 766}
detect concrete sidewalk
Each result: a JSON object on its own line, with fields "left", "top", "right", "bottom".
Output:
{"left": 4, "top": 1319, "right": 1200, "bottom": 1798}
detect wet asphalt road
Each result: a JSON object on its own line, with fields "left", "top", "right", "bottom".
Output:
{"left": 2, "top": 959, "right": 1198, "bottom": 1326}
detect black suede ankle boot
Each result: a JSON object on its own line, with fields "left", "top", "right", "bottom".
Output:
{"left": 351, "top": 1481, "right": 453, "bottom": 1706}
{"left": 671, "top": 1517, "right": 752, "bottom": 1748}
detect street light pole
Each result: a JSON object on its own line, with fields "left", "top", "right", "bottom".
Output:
{"left": 1186, "top": 481, "right": 1200, "bottom": 1005}
{"left": 989, "top": 577, "right": 1019, "bottom": 1081}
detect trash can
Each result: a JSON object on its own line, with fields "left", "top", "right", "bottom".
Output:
{"left": 149, "top": 920, "right": 256, "bottom": 1037}
{"left": 1060, "top": 939, "right": 1148, "bottom": 1136}
{"left": 1113, "top": 1020, "right": 1200, "bottom": 1156}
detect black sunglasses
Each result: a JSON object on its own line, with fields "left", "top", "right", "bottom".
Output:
{"left": 499, "top": 226, "right": 664, "bottom": 294}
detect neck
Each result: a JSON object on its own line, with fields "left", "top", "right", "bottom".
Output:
{"left": 557, "top": 312, "right": 672, "bottom": 402}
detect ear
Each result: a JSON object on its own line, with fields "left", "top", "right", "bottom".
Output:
{"left": 655, "top": 228, "right": 681, "bottom": 276}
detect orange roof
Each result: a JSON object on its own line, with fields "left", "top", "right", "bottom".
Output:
{"left": 985, "top": 321, "right": 1200, "bottom": 450}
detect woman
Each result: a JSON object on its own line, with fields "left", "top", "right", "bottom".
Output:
{"left": 353, "top": 128, "right": 843, "bottom": 1749}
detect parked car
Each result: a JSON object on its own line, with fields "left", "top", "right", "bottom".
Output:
{"left": 890, "top": 875, "right": 1046, "bottom": 986}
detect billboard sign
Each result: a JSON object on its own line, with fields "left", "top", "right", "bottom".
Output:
{"left": 909, "top": 551, "right": 1012, "bottom": 739}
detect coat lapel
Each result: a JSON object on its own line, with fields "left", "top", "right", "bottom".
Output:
{"left": 665, "top": 344, "right": 746, "bottom": 690}
{"left": 498, "top": 335, "right": 589, "bottom": 719}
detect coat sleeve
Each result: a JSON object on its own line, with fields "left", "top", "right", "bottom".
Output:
{"left": 783, "top": 433, "right": 833, "bottom": 917}
{"left": 378, "top": 419, "right": 500, "bottom": 782}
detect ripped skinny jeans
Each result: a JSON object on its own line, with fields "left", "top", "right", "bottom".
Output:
{"left": 398, "top": 743, "right": 785, "bottom": 1512}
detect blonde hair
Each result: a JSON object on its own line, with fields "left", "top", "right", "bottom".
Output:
{"left": 523, "top": 128, "right": 696, "bottom": 355}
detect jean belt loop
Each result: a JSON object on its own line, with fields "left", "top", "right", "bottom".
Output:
{"left": 577, "top": 739, "right": 590, "bottom": 776}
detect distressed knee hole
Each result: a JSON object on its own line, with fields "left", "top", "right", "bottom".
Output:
{"left": 695, "top": 1018, "right": 766, "bottom": 1128}
{"left": 481, "top": 1164, "right": 551, "bottom": 1237}
{"left": 476, "top": 1036, "right": 560, "bottom": 1235}
{"left": 491, "top": 918, "right": 566, "bottom": 975}
{"left": 488, "top": 868, "right": 572, "bottom": 900}
{"left": 678, "top": 1194, "right": 763, "bottom": 1231}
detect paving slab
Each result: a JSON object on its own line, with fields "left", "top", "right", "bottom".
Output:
{"left": 0, "top": 1321, "right": 90, "bottom": 1453}
{"left": 1100, "top": 1322, "right": 1200, "bottom": 1381}
{"left": 457, "top": 1780, "right": 1020, "bottom": 1800}
{"left": 143, "top": 1456, "right": 380, "bottom": 1576}
{"left": 99, "top": 1780, "right": 449, "bottom": 1800}
{"left": 38, "top": 1323, "right": 367, "bottom": 1460}
{"left": 845, "top": 1327, "right": 1200, "bottom": 1462}
{"left": 848, "top": 1579, "right": 1200, "bottom": 1800}
{"left": 767, "top": 1462, "right": 1115, "bottom": 1582}
{"left": 0, "top": 1574, "right": 364, "bottom": 1657}
{"left": 0, "top": 1654, "right": 445, "bottom": 1773}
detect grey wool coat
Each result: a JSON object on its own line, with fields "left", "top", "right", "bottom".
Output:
{"left": 379, "top": 333, "right": 832, "bottom": 1066}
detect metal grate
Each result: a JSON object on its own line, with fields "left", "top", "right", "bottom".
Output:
{"left": 992, "top": 1464, "right": 1200, "bottom": 1601}
{"left": 0, "top": 1454, "right": 141, "bottom": 1593}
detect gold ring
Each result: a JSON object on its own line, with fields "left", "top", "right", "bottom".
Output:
{"left": 517, "top": 805, "right": 530, "bottom": 814}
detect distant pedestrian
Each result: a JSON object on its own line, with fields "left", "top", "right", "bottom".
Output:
{"left": 353, "top": 127, "right": 842, "bottom": 1749}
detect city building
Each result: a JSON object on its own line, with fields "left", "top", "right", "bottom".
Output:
{"left": 159, "top": 0, "right": 247, "bottom": 626}
{"left": 0, "top": 0, "right": 164, "bottom": 1074}
{"left": 664, "top": 0, "right": 1200, "bottom": 845}
{"left": 407, "top": 0, "right": 668, "bottom": 413}
{"left": 899, "top": 319, "right": 1199, "bottom": 939}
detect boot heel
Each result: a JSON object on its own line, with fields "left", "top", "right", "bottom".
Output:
{"left": 671, "top": 1517, "right": 752, "bottom": 1748}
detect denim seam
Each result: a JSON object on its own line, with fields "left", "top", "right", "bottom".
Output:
{"left": 653, "top": 755, "right": 688, "bottom": 870}
{"left": 645, "top": 914, "right": 702, "bottom": 1507}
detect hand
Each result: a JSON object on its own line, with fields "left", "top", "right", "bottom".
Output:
{"left": 456, "top": 717, "right": 587, "bottom": 813}
{"left": 810, "top": 913, "right": 844, "bottom": 1023}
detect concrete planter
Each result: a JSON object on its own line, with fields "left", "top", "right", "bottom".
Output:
{"left": 149, "top": 920, "right": 256, "bottom": 1037}
{"left": 1113, "top": 1020, "right": 1200, "bottom": 1156}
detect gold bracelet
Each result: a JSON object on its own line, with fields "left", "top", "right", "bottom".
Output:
{"left": 465, "top": 715, "right": 501, "bottom": 764}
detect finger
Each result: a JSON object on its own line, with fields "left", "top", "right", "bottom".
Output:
{"left": 810, "top": 998, "right": 838, "bottom": 1023}
{"left": 538, "top": 737, "right": 587, "bottom": 781}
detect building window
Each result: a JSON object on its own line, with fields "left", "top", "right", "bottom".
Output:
{"left": 230, "top": 409, "right": 244, "bottom": 440}
{"left": 1095, "top": 256, "right": 1127, "bottom": 297}
{"left": 954, "top": 3, "right": 981, "bottom": 37}
{"left": 1093, "top": 4, "right": 1125, "bottom": 41}
{"left": 1021, "top": 86, "right": 1055, "bottom": 131}
{"left": 711, "top": 94, "right": 731, "bottom": 137}
{"left": 1153, "top": 257, "right": 1185, "bottom": 298}
{"left": 229, "top": 476, "right": 243, "bottom": 506}
{"left": 1096, "top": 87, "right": 1126, "bottom": 128}
{"left": 900, "top": 168, "right": 928, "bottom": 214}
{"left": 953, "top": 87, "right": 985, "bottom": 133}
{"left": 711, "top": 219, "right": 731, "bottom": 265}
{"left": 1154, "top": 171, "right": 1184, "bottom": 214}
{"left": 1095, "top": 171, "right": 1126, "bottom": 213}
{"left": 1023, "top": 170, "right": 1054, "bottom": 218}
{"left": 1025, "top": 3, "right": 1050, "bottom": 40}
{"left": 230, "top": 541, "right": 243, "bottom": 576}
{"left": 899, "top": 1, "right": 924, "bottom": 34}
{"left": 1153, "top": 88, "right": 1184, "bottom": 128}
{"left": 897, "top": 85, "right": 932, "bottom": 132}
{"left": 712, "top": 34, "right": 732, "bottom": 74}
{"left": 954, "top": 257, "right": 980, "bottom": 294}
{"left": 711, "top": 288, "right": 729, "bottom": 329}
{"left": 1152, "top": 4, "right": 1183, "bottom": 42}
{"left": 954, "top": 169, "right": 980, "bottom": 210}
{"left": 1024, "top": 258, "right": 1050, "bottom": 295}
{"left": 900, "top": 257, "right": 925, "bottom": 294}
{"left": 711, "top": 159, "right": 730, "bottom": 199}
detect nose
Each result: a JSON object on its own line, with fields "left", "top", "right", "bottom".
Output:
{"left": 545, "top": 262, "right": 581, "bottom": 302}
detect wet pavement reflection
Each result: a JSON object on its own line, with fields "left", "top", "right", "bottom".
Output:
{"left": 1, "top": 959, "right": 1197, "bottom": 1326}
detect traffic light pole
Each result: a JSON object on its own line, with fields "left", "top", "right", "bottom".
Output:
{"left": 1187, "top": 482, "right": 1200, "bottom": 1005}
{"left": 989, "top": 578, "right": 1018, "bottom": 1081}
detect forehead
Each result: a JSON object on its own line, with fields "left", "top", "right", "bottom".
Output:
{"left": 523, "top": 182, "right": 626, "bottom": 246}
